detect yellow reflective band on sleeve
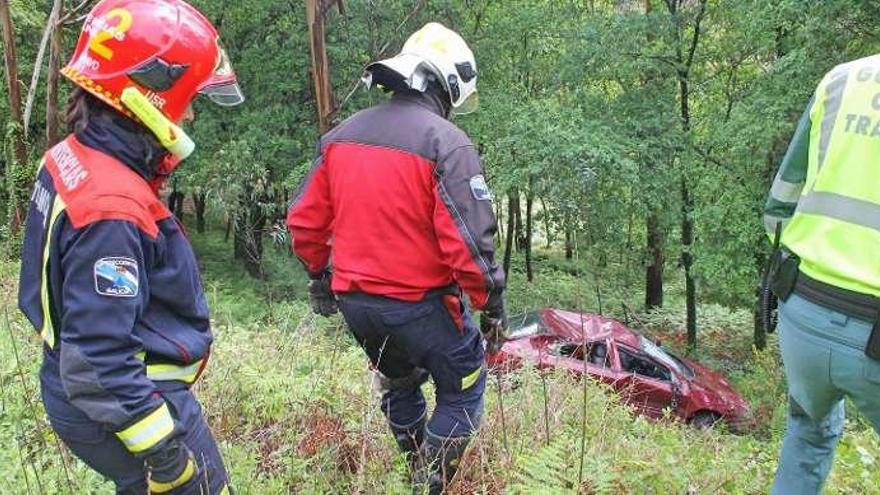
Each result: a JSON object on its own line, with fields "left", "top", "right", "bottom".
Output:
{"left": 40, "top": 194, "right": 67, "bottom": 349}
{"left": 146, "top": 359, "right": 204, "bottom": 384}
{"left": 461, "top": 366, "right": 482, "bottom": 390}
{"left": 219, "top": 484, "right": 230, "bottom": 495}
{"left": 133, "top": 354, "right": 205, "bottom": 384}
{"left": 147, "top": 457, "right": 196, "bottom": 493}
{"left": 115, "top": 403, "right": 175, "bottom": 453}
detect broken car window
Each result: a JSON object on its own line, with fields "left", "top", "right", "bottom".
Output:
{"left": 549, "top": 341, "right": 609, "bottom": 368}
{"left": 618, "top": 347, "right": 672, "bottom": 382}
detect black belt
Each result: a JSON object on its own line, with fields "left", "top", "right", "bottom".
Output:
{"left": 338, "top": 285, "right": 460, "bottom": 304}
{"left": 794, "top": 271, "right": 879, "bottom": 322}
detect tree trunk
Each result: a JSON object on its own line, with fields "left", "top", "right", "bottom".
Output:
{"left": 193, "top": 191, "right": 207, "bottom": 234}
{"left": 622, "top": 197, "right": 634, "bottom": 265}
{"left": 681, "top": 179, "right": 696, "bottom": 351}
{"left": 512, "top": 191, "right": 526, "bottom": 252}
{"left": 525, "top": 176, "right": 534, "bottom": 282}
{"left": 670, "top": 0, "right": 707, "bottom": 349}
{"left": 46, "top": 0, "right": 63, "bottom": 146}
{"left": 564, "top": 211, "right": 574, "bottom": 259}
{"left": 641, "top": 0, "right": 663, "bottom": 311}
{"left": 495, "top": 194, "right": 504, "bottom": 240}
{"left": 306, "top": 0, "right": 335, "bottom": 132}
{"left": 0, "top": 0, "right": 28, "bottom": 231}
{"left": 233, "top": 190, "right": 266, "bottom": 278}
{"left": 168, "top": 181, "right": 184, "bottom": 219}
{"left": 645, "top": 212, "right": 664, "bottom": 310}
{"left": 565, "top": 228, "right": 573, "bottom": 260}
{"left": 540, "top": 196, "right": 552, "bottom": 249}
{"left": 503, "top": 191, "right": 516, "bottom": 278}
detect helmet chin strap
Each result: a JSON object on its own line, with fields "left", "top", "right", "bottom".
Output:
{"left": 120, "top": 87, "right": 195, "bottom": 160}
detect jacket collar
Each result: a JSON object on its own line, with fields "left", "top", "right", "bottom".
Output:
{"left": 391, "top": 90, "right": 450, "bottom": 118}
{"left": 75, "top": 113, "right": 167, "bottom": 181}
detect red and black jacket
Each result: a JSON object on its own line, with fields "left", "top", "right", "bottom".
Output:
{"left": 287, "top": 91, "right": 505, "bottom": 311}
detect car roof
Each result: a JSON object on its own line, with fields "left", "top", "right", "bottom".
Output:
{"left": 540, "top": 308, "right": 641, "bottom": 348}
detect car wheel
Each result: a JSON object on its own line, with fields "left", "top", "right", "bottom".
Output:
{"left": 689, "top": 411, "right": 722, "bottom": 431}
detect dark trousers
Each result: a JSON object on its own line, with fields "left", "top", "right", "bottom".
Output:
{"left": 338, "top": 292, "right": 486, "bottom": 439}
{"left": 40, "top": 371, "right": 229, "bottom": 494}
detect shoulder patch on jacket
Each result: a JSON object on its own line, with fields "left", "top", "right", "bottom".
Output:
{"left": 469, "top": 175, "right": 493, "bottom": 201}
{"left": 94, "top": 257, "right": 139, "bottom": 297}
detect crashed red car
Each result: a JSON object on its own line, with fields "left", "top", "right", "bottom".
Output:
{"left": 487, "top": 309, "right": 750, "bottom": 429}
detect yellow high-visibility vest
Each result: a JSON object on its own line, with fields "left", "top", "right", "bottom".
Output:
{"left": 783, "top": 54, "right": 880, "bottom": 297}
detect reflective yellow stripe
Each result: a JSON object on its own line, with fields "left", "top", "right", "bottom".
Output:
{"left": 40, "top": 194, "right": 67, "bottom": 349}
{"left": 146, "top": 360, "right": 203, "bottom": 383}
{"left": 115, "top": 403, "right": 175, "bottom": 453}
{"left": 133, "top": 354, "right": 205, "bottom": 384}
{"left": 461, "top": 366, "right": 482, "bottom": 390}
{"left": 147, "top": 457, "right": 196, "bottom": 493}
{"left": 219, "top": 485, "right": 230, "bottom": 495}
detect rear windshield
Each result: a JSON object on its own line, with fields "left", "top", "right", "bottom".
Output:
{"left": 507, "top": 312, "right": 549, "bottom": 339}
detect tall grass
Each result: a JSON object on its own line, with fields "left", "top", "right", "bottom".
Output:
{"left": 0, "top": 230, "right": 878, "bottom": 493}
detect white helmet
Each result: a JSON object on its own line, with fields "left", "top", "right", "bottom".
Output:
{"left": 363, "top": 22, "right": 478, "bottom": 115}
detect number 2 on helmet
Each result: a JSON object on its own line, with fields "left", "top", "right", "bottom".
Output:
{"left": 88, "top": 8, "right": 133, "bottom": 60}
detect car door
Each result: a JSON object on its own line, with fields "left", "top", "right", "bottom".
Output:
{"left": 613, "top": 345, "right": 676, "bottom": 418}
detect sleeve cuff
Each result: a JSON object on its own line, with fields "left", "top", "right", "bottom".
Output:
{"left": 115, "top": 402, "right": 175, "bottom": 454}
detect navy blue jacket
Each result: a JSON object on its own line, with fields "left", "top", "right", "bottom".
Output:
{"left": 18, "top": 114, "right": 211, "bottom": 453}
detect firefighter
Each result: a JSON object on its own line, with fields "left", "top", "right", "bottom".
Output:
{"left": 287, "top": 22, "right": 507, "bottom": 494}
{"left": 17, "top": 0, "right": 243, "bottom": 493}
{"left": 764, "top": 54, "right": 880, "bottom": 494}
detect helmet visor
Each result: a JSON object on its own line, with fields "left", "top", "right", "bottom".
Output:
{"left": 199, "top": 46, "right": 244, "bottom": 106}
{"left": 452, "top": 91, "right": 479, "bottom": 115}
{"left": 200, "top": 81, "right": 245, "bottom": 106}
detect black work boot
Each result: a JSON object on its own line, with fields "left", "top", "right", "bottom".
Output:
{"left": 390, "top": 414, "right": 426, "bottom": 472}
{"left": 412, "top": 433, "right": 471, "bottom": 495}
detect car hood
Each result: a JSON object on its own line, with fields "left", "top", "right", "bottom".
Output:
{"left": 683, "top": 359, "right": 748, "bottom": 412}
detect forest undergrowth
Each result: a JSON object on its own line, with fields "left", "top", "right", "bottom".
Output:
{"left": 1, "top": 228, "right": 878, "bottom": 494}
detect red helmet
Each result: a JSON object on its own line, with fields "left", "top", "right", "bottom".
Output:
{"left": 62, "top": 0, "right": 243, "bottom": 124}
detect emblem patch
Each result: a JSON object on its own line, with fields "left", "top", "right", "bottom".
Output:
{"left": 469, "top": 175, "right": 493, "bottom": 201}
{"left": 94, "top": 257, "right": 139, "bottom": 297}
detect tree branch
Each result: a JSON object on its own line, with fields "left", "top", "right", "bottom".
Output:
{"left": 24, "top": 0, "right": 62, "bottom": 138}
{"left": 684, "top": 0, "right": 708, "bottom": 71}
{"left": 59, "top": 0, "right": 95, "bottom": 25}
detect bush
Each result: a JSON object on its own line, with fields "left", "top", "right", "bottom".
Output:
{"left": 1, "top": 238, "right": 878, "bottom": 493}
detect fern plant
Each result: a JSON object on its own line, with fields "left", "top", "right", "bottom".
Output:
{"left": 510, "top": 425, "right": 618, "bottom": 495}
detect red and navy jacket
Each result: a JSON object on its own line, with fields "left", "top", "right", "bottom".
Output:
{"left": 18, "top": 115, "right": 211, "bottom": 455}
{"left": 287, "top": 91, "right": 505, "bottom": 311}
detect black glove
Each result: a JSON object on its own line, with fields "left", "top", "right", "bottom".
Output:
{"left": 308, "top": 270, "right": 338, "bottom": 317}
{"left": 480, "top": 302, "right": 508, "bottom": 354}
{"left": 145, "top": 438, "right": 199, "bottom": 494}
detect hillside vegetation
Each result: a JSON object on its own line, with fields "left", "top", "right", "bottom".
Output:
{"left": 2, "top": 229, "right": 879, "bottom": 494}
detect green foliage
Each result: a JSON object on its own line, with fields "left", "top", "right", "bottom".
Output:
{"left": 4, "top": 240, "right": 880, "bottom": 493}
{"left": 4, "top": 2, "right": 880, "bottom": 491}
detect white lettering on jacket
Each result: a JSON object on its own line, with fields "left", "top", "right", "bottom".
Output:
{"left": 29, "top": 178, "right": 52, "bottom": 228}
{"left": 51, "top": 141, "right": 88, "bottom": 191}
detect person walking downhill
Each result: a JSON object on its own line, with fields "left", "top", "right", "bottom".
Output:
{"left": 18, "top": 0, "right": 244, "bottom": 492}
{"left": 287, "top": 22, "right": 507, "bottom": 494}
{"left": 764, "top": 54, "right": 880, "bottom": 494}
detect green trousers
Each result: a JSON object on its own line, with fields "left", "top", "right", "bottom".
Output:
{"left": 773, "top": 293, "right": 880, "bottom": 494}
